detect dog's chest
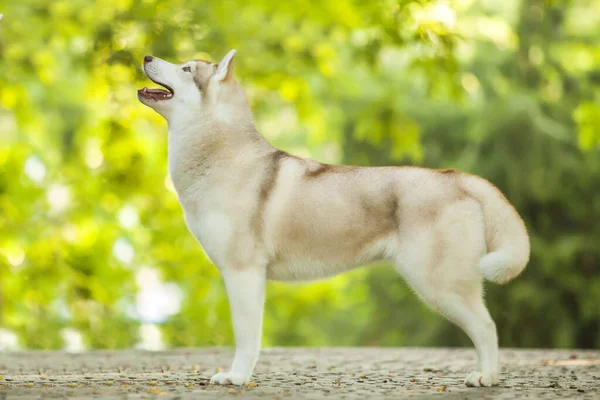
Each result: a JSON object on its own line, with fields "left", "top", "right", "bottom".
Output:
{"left": 176, "top": 176, "right": 257, "bottom": 267}
{"left": 182, "top": 205, "right": 234, "bottom": 266}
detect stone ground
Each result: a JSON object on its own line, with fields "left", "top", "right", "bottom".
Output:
{"left": 0, "top": 348, "right": 598, "bottom": 399}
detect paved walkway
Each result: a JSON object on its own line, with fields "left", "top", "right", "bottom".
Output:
{"left": 0, "top": 348, "right": 598, "bottom": 399}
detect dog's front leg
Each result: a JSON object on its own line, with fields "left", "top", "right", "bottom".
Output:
{"left": 211, "top": 266, "right": 266, "bottom": 385}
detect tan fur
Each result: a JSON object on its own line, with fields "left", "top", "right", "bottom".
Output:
{"left": 137, "top": 51, "right": 530, "bottom": 387}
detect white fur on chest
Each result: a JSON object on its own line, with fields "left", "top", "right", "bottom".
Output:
{"left": 184, "top": 209, "right": 233, "bottom": 267}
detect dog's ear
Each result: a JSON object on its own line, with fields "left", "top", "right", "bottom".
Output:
{"left": 215, "top": 49, "right": 236, "bottom": 82}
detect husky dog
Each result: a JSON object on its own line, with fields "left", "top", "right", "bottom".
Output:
{"left": 137, "top": 50, "right": 529, "bottom": 387}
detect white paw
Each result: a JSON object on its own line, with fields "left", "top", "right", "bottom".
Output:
{"left": 465, "top": 371, "right": 499, "bottom": 387}
{"left": 210, "top": 371, "right": 249, "bottom": 386}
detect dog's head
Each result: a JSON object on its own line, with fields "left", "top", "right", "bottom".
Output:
{"left": 137, "top": 50, "right": 239, "bottom": 122}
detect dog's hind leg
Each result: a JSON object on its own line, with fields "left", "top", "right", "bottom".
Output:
{"left": 397, "top": 260, "right": 499, "bottom": 386}
{"left": 430, "top": 286, "right": 498, "bottom": 386}
{"left": 394, "top": 201, "right": 499, "bottom": 386}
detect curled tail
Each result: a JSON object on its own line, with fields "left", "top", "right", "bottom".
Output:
{"left": 464, "top": 176, "right": 530, "bottom": 284}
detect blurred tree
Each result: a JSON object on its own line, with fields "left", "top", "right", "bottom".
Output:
{"left": 0, "top": 0, "right": 598, "bottom": 350}
{"left": 341, "top": 0, "right": 600, "bottom": 348}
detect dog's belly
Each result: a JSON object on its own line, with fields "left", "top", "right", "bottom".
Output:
{"left": 266, "top": 236, "right": 392, "bottom": 281}
{"left": 266, "top": 258, "right": 362, "bottom": 281}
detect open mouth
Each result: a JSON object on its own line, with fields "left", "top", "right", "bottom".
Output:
{"left": 138, "top": 77, "right": 174, "bottom": 101}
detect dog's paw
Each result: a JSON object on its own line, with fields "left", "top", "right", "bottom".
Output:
{"left": 465, "top": 371, "right": 499, "bottom": 387}
{"left": 210, "top": 371, "right": 249, "bottom": 386}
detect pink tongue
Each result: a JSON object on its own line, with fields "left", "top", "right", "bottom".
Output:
{"left": 147, "top": 88, "right": 169, "bottom": 94}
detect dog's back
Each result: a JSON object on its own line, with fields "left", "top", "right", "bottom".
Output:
{"left": 261, "top": 156, "right": 528, "bottom": 285}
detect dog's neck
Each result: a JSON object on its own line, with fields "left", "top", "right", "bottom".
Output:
{"left": 166, "top": 107, "right": 272, "bottom": 197}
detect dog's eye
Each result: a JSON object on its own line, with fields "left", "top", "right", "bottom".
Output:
{"left": 182, "top": 66, "right": 191, "bottom": 73}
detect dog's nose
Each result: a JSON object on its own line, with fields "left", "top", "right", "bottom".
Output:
{"left": 144, "top": 55, "right": 153, "bottom": 63}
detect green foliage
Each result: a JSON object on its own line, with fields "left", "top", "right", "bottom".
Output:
{"left": 0, "top": 0, "right": 598, "bottom": 350}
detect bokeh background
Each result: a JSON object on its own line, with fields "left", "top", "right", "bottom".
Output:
{"left": 0, "top": 0, "right": 599, "bottom": 352}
